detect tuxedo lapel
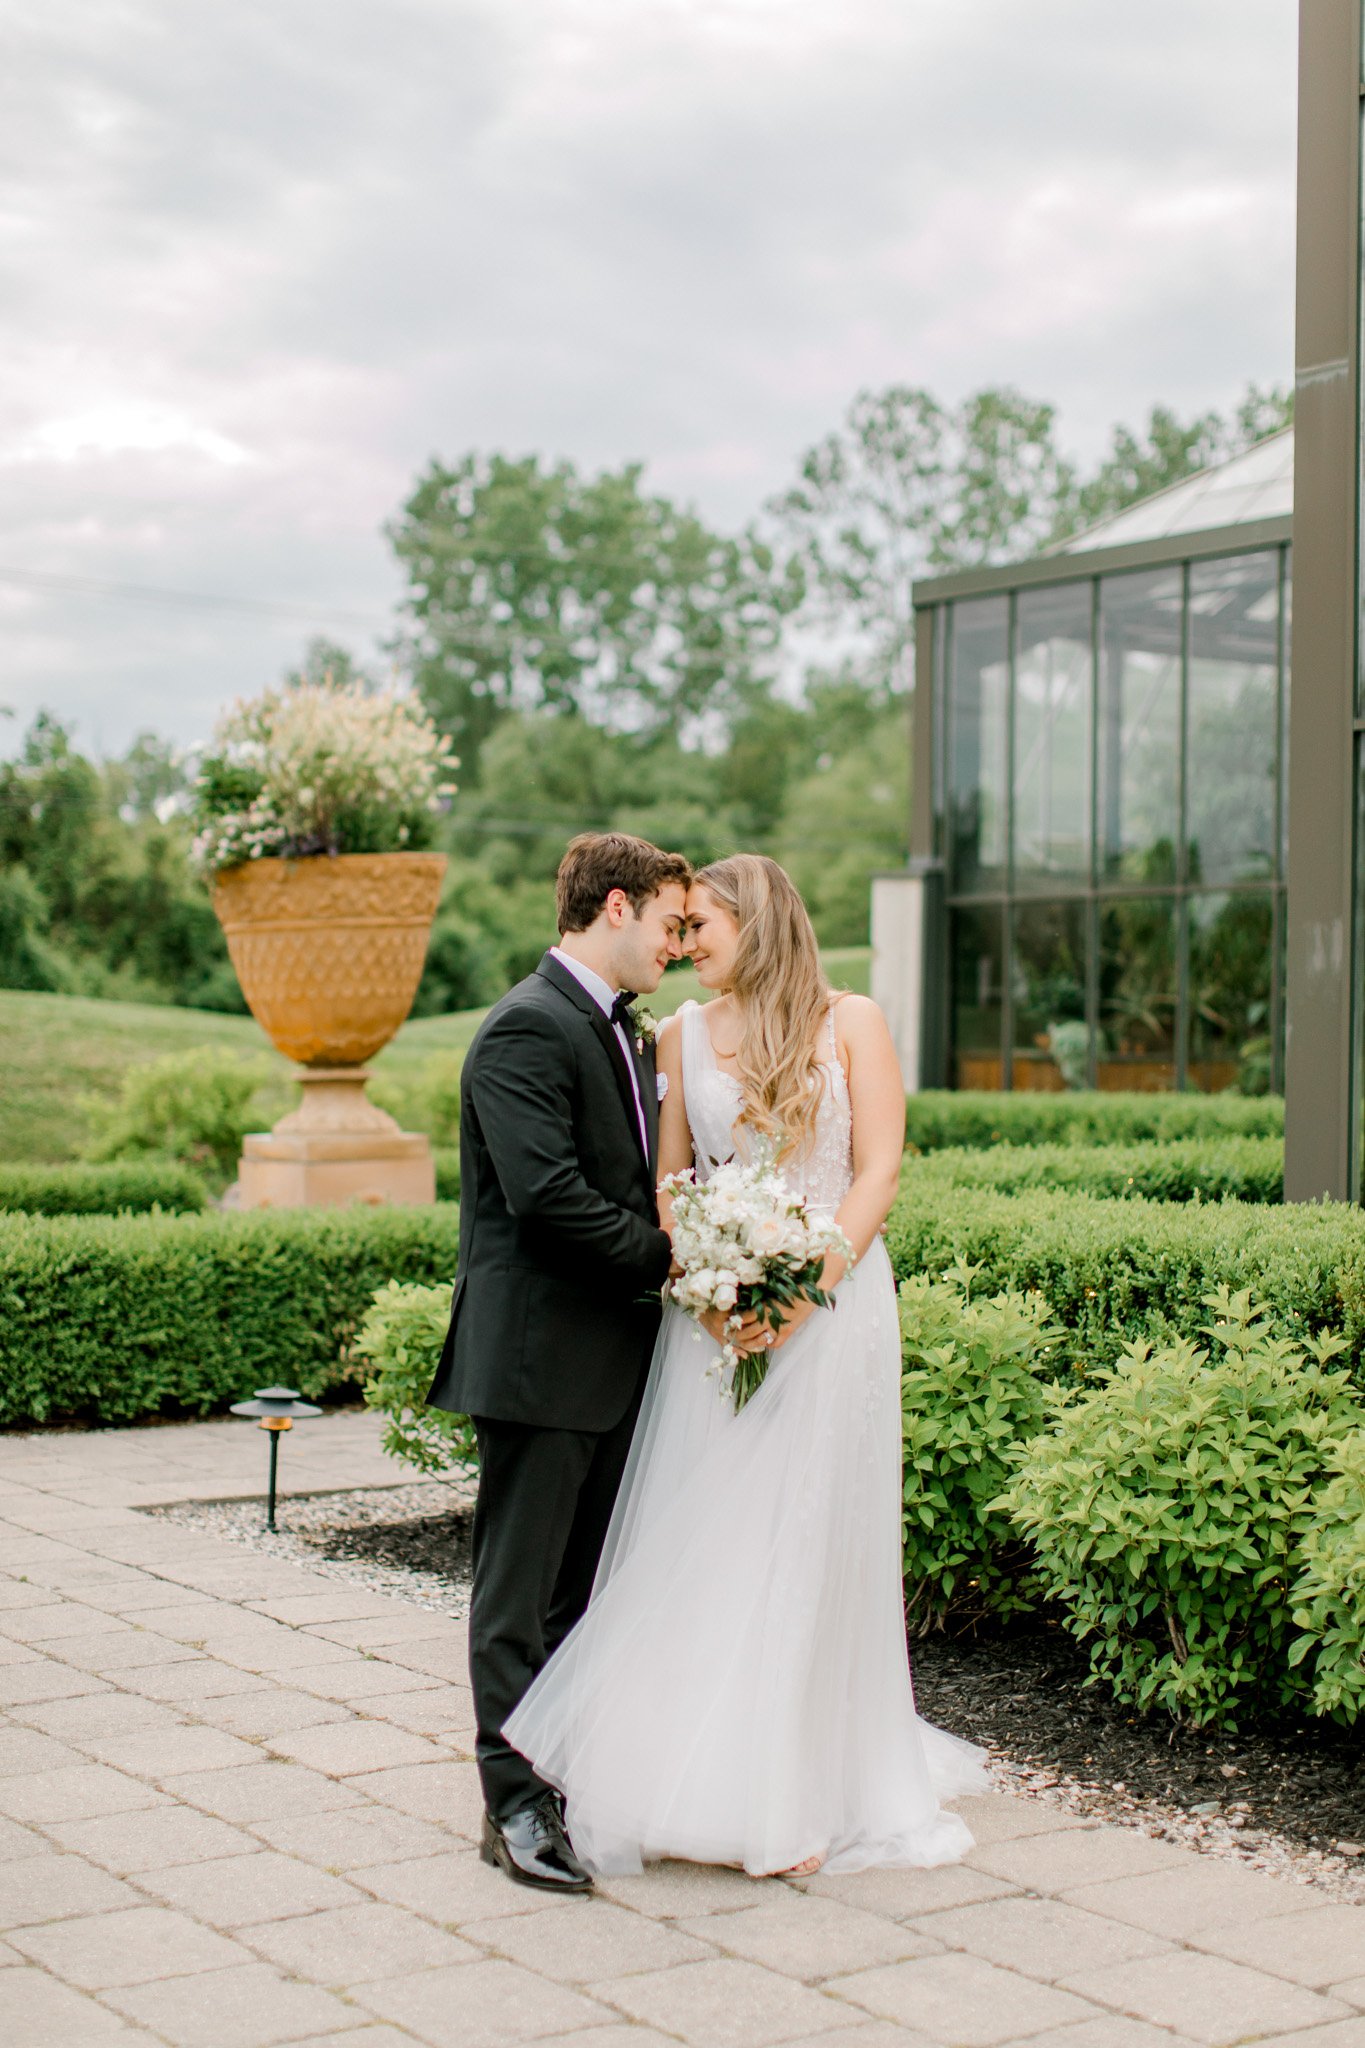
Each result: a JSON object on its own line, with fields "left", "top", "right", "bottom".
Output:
{"left": 534, "top": 953, "right": 649, "bottom": 1174}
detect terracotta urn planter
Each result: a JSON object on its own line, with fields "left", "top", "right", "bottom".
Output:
{"left": 212, "top": 851, "right": 447, "bottom": 1208}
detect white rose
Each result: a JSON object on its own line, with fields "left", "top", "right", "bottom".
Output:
{"left": 747, "top": 1215, "right": 787, "bottom": 1257}
{"left": 712, "top": 1272, "right": 739, "bottom": 1313}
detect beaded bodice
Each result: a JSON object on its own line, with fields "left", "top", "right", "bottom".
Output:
{"left": 678, "top": 998, "right": 854, "bottom": 1216}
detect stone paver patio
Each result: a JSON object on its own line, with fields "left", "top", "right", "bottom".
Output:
{"left": 1, "top": 1412, "right": 1363, "bottom": 2047}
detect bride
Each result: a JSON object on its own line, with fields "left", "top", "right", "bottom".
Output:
{"left": 505, "top": 854, "right": 986, "bottom": 1877}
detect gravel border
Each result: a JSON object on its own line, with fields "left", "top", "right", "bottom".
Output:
{"left": 154, "top": 1483, "right": 1365, "bottom": 1906}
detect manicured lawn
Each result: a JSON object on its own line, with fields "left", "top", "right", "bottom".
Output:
{"left": 0, "top": 946, "right": 872, "bottom": 1165}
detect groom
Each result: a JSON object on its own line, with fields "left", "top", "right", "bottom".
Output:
{"left": 428, "top": 832, "right": 691, "bottom": 1893}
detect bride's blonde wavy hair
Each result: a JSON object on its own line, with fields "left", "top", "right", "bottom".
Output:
{"left": 693, "top": 854, "right": 830, "bottom": 1157}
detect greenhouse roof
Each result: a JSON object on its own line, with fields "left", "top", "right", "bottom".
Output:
{"left": 1056, "top": 426, "right": 1294, "bottom": 553}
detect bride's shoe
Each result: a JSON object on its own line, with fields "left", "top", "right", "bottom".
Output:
{"left": 778, "top": 1854, "right": 824, "bottom": 1877}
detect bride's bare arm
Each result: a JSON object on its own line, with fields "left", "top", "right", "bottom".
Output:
{"left": 829, "top": 994, "right": 906, "bottom": 1272}
{"left": 768, "top": 995, "right": 904, "bottom": 1349}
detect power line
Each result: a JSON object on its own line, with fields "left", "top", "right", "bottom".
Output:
{"left": 0, "top": 565, "right": 395, "bottom": 632}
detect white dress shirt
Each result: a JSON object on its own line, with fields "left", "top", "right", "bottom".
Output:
{"left": 550, "top": 946, "right": 649, "bottom": 1159}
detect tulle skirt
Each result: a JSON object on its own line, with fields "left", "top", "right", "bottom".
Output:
{"left": 504, "top": 1240, "right": 987, "bottom": 1876}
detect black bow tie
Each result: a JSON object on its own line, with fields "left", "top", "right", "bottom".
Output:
{"left": 610, "top": 991, "right": 637, "bottom": 1031}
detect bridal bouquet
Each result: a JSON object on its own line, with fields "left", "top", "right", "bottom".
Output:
{"left": 662, "top": 1152, "right": 853, "bottom": 1411}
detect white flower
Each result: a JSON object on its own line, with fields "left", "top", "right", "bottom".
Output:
{"left": 746, "top": 1215, "right": 787, "bottom": 1256}
{"left": 712, "top": 1274, "right": 739, "bottom": 1313}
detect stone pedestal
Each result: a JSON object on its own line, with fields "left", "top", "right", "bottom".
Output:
{"left": 236, "top": 1067, "right": 435, "bottom": 1210}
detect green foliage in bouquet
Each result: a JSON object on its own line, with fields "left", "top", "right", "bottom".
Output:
{"left": 899, "top": 1262, "right": 1062, "bottom": 1634}
{"left": 81, "top": 1046, "right": 276, "bottom": 1185}
{"left": 1290, "top": 1432, "right": 1365, "bottom": 1723}
{"left": 1000, "top": 1289, "right": 1362, "bottom": 1728}
{"left": 353, "top": 1278, "right": 474, "bottom": 1474}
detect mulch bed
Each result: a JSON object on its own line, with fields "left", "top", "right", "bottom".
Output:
{"left": 912, "top": 1620, "right": 1365, "bottom": 1860}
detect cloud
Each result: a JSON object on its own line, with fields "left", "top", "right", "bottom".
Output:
{"left": 0, "top": 0, "right": 1296, "bottom": 754}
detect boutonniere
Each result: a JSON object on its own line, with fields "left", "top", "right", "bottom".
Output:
{"left": 627, "top": 1003, "right": 659, "bottom": 1055}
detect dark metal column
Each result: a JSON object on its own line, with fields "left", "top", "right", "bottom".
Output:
{"left": 1285, "top": 0, "right": 1361, "bottom": 1202}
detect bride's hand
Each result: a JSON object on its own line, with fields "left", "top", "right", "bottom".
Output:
{"left": 698, "top": 1306, "right": 768, "bottom": 1353}
{"left": 767, "top": 1299, "right": 816, "bottom": 1352}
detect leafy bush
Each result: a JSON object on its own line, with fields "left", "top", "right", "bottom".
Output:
{"left": 0, "top": 1162, "right": 207, "bottom": 1216}
{"left": 903, "top": 1090, "right": 1283, "bottom": 1154}
{"left": 0, "top": 1204, "right": 460, "bottom": 1426}
{"left": 354, "top": 1278, "right": 471, "bottom": 1474}
{"left": 433, "top": 1148, "right": 461, "bottom": 1203}
{"left": 81, "top": 1046, "right": 274, "bottom": 1184}
{"left": 899, "top": 1264, "right": 1062, "bottom": 1633}
{"left": 1291, "top": 1432, "right": 1365, "bottom": 1723}
{"left": 885, "top": 1180, "right": 1365, "bottom": 1382}
{"left": 913, "top": 1136, "right": 1283, "bottom": 1206}
{"left": 370, "top": 1053, "right": 465, "bottom": 1149}
{"left": 1000, "top": 1290, "right": 1362, "bottom": 1727}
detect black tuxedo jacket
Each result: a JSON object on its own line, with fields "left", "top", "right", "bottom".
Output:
{"left": 426, "top": 952, "right": 672, "bottom": 1432}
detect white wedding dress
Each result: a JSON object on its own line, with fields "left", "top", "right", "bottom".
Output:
{"left": 504, "top": 998, "right": 987, "bottom": 1875}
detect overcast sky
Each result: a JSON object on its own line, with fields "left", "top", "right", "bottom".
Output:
{"left": 0, "top": 0, "right": 1296, "bottom": 759}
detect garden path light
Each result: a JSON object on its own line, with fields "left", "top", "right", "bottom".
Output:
{"left": 229, "top": 1385, "right": 322, "bottom": 1529}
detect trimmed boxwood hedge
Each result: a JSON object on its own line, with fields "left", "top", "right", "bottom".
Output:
{"left": 912, "top": 1136, "right": 1283, "bottom": 1206}
{"left": 903, "top": 1090, "right": 1283, "bottom": 1154}
{"left": 885, "top": 1180, "right": 1365, "bottom": 1380}
{"left": 434, "top": 1147, "right": 460, "bottom": 1203}
{"left": 0, "top": 1204, "right": 460, "bottom": 1428}
{"left": 0, "top": 1162, "right": 209, "bottom": 1216}
{"left": 4, "top": 1151, "right": 1362, "bottom": 1430}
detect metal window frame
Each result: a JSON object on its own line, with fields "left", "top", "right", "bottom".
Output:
{"left": 1283, "top": 0, "right": 1363, "bottom": 1201}
{"left": 925, "top": 534, "right": 1289, "bottom": 1099}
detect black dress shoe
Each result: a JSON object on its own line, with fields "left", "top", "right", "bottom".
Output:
{"left": 481, "top": 1795, "right": 592, "bottom": 1893}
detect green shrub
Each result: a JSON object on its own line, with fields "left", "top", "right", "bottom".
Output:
{"left": 433, "top": 1148, "right": 461, "bottom": 1203}
{"left": 370, "top": 1053, "right": 465, "bottom": 1148}
{"left": 885, "top": 1180, "right": 1365, "bottom": 1381}
{"left": 354, "top": 1278, "right": 471, "bottom": 1474}
{"left": 1000, "top": 1290, "right": 1362, "bottom": 1727}
{"left": 0, "top": 1162, "right": 207, "bottom": 1216}
{"left": 0, "top": 1204, "right": 460, "bottom": 1427}
{"left": 903, "top": 1090, "right": 1283, "bottom": 1154}
{"left": 899, "top": 1264, "right": 1062, "bottom": 1633}
{"left": 1290, "top": 1432, "right": 1365, "bottom": 1723}
{"left": 913, "top": 1136, "right": 1283, "bottom": 1205}
{"left": 81, "top": 1046, "right": 274, "bottom": 1183}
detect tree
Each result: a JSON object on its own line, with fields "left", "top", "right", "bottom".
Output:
{"left": 389, "top": 454, "right": 800, "bottom": 775}
{"left": 771, "top": 386, "right": 1076, "bottom": 691}
{"left": 1061, "top": 383, "right": 1293, "bottom": 538}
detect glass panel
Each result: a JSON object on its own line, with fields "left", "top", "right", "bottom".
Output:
{"left": 1188, "top": 891, "right": 1273, "bottom": 1094}
{"left": 1010, "top": 900, "right": 1088, "bottom": 1091}
{"left": 1186, "top": 553, "right": 1279, "bottom": 885}
{"left": 1013, "top": 582, "right": 1091, "bottom": 890}
{"left": 1097, "top": 898, "right": 1177, "bottom": 1091}
{"left": 1097, "top": 568, "right": 1182, "bottom": 884}
{"left": 950, "top": 905, "right": 1004, "bottom": 1090}
{"left": 947, "top": 596, "right": 1008, "bottom": 893}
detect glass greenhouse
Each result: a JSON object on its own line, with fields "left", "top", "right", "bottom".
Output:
{"left": 879, "top": 429, "right": 1293, "bottom": 1096}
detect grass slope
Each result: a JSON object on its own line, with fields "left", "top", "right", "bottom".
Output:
{"left": 0, "top": 947, "right": 875, "bottom": 1164}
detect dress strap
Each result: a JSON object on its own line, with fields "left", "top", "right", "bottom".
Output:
{"left": 826, "top": 996, "right": 839, "bottom": 1060}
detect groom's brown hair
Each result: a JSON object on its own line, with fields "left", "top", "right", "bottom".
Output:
{"left": 556, "top": 833, "right": 692, "bottom": 934}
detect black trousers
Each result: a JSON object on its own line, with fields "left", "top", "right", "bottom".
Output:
{"left": 469, "top": 1385, "right": 644, "bottom": 1821}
